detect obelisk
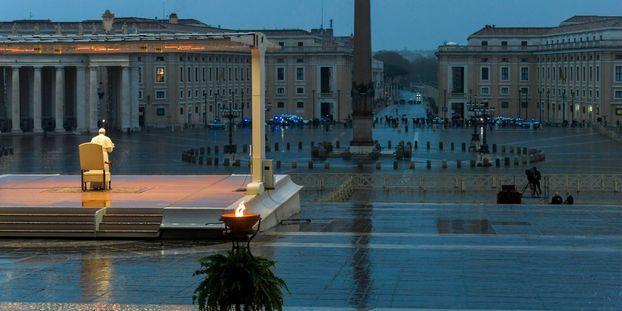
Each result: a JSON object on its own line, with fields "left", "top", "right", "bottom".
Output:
{"left": 349, "top": 0, "right": 375, "bottom": 155}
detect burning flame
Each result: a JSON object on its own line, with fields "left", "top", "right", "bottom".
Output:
{"left": 235, "top": 202, "right": 246, "bottom": 217}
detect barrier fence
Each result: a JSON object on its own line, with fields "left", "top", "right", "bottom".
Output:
{"left": 289, "top": 173, "right": 622, "bottom": 198}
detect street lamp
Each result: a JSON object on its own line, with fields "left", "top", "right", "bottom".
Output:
{"left": 570, "top": 90, "right": 575, "bottom": 126}
{"left": 562, "top": 89, "right": 567, "bottom": 126}
{"left": 203, "top": 90, "right": 208, "bottom": 128}
{"left": 538, "top": 88, "right": 543, "bottom": 123}
{"left": 224, "top": 92, "right": 239, "bottom": 159}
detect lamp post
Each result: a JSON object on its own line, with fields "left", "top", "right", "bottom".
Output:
{"left": 546, "top": 90, "right": 550, "bottom": 123}
{"left": 538, "top": 88, "right": 543, "bottom": 123}
{"left": 224, "top": 92, "right": 238, "bottom": 159}
{"left": 562, "top": 89, "right": 566, "bottom": 126}
{"left": 570, "top": 90, "right": 575, "bottom": 126}
{"left": 203, "top": 90, "right": 208, "bottom": 128}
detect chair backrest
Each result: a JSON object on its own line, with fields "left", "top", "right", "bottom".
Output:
{"left": 79, "top": 143, "right": 104, "bottom": 171}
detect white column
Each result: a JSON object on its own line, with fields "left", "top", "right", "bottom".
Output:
{"left": 88, "top": 66, "right": 98, "bottom": 133}
{"left": 32, "top": 66, "right": 43, "bottom": 133}
{"left": 54, "top": 66, "right": 65, "bottom": 132}
{"left": 130, "top": 65, "right": 140, "bottom": 131}
{"left": 75, "top": 66, "right": 86, "bottom": 132}
{"left": 120, "top": 65, "right": 130, "bottom": 131}
{"left": 247, "top": 46, "right": 267, "bottom": 195}
{"left": 10, "top": 66, "right": 21, "bottom": 133}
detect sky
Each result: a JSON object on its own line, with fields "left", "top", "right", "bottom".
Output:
{"left": 1, "top": 0, "right": 620, "bottom": 50}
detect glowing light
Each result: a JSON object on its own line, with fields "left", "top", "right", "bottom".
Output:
{"left": 235, "top": 202, "right": 246, "bottom": 217}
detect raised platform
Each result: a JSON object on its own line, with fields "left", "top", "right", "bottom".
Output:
{"left": 0, "top": 174, "right": 302, "bottom": 238}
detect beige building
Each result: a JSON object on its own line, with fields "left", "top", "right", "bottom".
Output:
{"left": 437, "top": 16, "right": 622, "bottom": 126}
{"left": 0, "top": 11, "right": 353, "bottom": 133}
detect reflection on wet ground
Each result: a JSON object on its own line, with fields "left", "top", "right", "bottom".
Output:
{"left": 0, "top": 202, "right": 621, "bottom": 309}
{"left": 2, "top": 125, "right": 622, "bottom": 175}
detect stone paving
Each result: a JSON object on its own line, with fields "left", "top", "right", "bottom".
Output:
{"left": 0, "top": 202, "right": 620, "bottom": 309}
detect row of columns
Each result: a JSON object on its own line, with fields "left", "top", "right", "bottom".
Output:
{"left": 7, "top": 64, "right": 136, "bottom": 133}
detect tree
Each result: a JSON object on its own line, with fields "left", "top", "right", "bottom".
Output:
{"left": 374, "top": 51, "right": 411, "bottom": 78}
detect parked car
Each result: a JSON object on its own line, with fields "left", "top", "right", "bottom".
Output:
{"left": 207, "top": 119, "right": 225, "bottom": 129}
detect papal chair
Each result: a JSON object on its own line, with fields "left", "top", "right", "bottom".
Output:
{"left": 78, "top": 143, "right": 111, "bottom": 191}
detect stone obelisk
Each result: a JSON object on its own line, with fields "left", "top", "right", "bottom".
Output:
{"left": 349, "top": 0, "right": 375, "bottom": 155}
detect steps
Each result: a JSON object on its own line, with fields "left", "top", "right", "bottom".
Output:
{"left": 0, "top": 207, "right": 98, "bottom": 237}
{"left": 0, "top": 207, "right": 164, "bottom": 238}
{"left": 96, "top": 207, "right": 163, "bottom": 238}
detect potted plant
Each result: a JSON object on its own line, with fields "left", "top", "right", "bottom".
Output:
{"left": 193, "top": 249, "right": 289, "bottom": 311}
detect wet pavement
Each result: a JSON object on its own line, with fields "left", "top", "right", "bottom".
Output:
{"left": 0, "top": 201, "right": 620, "bottom": 309}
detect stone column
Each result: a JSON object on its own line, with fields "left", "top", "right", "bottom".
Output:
{"left": 10, "top": 66, "right": 21, "bottom": 133}
{"left": 247, "top": 45, "right": 267, "bottom": 195}
{"left": 75, "top": 66, "right": 86, "bottom": 132}
{"left": 130, "top": 65, "right": 140, "bottom": 131}
{"left": 120, "top": 65, "right": 131, "bottom": 131}
{"left": 54, "top": 66, "right": 65, "bottom": 132}
{"left": 32, "top": 66, "right": 43, "bottom": 133}
{"left": 350, "top": 0, "right": 375, "bottom": 154}
{"left": 88, "top": 66, "right": 98, "bottom": 133}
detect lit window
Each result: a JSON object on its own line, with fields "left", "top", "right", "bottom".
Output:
{"left": 155, "top": 66, "right": 166, "bottom": 83}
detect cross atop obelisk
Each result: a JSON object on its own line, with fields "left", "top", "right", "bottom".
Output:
{"left": 349, "top": 0, "right": 375, "bottom": 155}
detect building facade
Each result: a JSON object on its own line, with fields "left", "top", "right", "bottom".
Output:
{"left": 0, "top": 11, "right": 353, "bottom": 133}
{"left": 437, "top": 16, "right": 622, "bottom": 126}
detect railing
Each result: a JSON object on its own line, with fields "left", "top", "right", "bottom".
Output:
{"left": 291, "top": 173, "right": 622, "bottom": 193}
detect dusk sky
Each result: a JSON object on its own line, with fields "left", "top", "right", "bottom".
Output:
{"left": 2, "top": 0, "right": 620, "bottom": 50}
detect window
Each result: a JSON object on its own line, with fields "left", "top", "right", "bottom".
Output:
{"left": 521, "top": 41, "right": 528, "bottom": 47}
{"left": 296, "top": 101, "right": 304, "bottom": 108}
{"left": 180, "top": 107, "right": 184, "bottom": 115}
{"left": 179, "top": 90, "right": 184, "bottom": 98}
{"left": 276, "top": 87, "right": 285, "bottom": 95}
{"left": 480, "top": 67, "right": 489, "bottom": 81}
{"left": 615, "top": 66, "right": 622, "bottom": 82}
{"left": 615, "top": 90, "right": 622, "bottom": 99}
{"left": 179, "top": 67, "right": 184, "bottom": 82}
{"left": 277, "top": 67, "right": 285, "bottom": 81}
{"left": 451, "top": 67, "right": 464, "bottom": 94}
{"left": 481, "top": 41, "right": 488, "bottom": 46}
{"left": 188, "top": 90, "right": 191, "bottom": 98}
{"left": 501, "top": 41, "right": 508, "bottom": 47}
{"left": 155, "top": 90, "right": 166, "bottom": 99}
{"left": 138, "top": 90, "right": 143, "bottom": 99}
{"left": 296, "top": 67, "right": 305, "bottom": 81}
{"left": 589, "top": 66, "right": 593, "bottom": 81}
{"left": 195, "top": 90, "right": 198, "bottom": 98}
{"left": 297, "top": 41, "right": 303, "bottom": 47}
{"left": 501, "top": 101, "right": 509, "bottom": 108}
{"left": 155, "top": 66, "right": 166, "bottom": 83}
{"left": 520, "top": 67, "right": 529, "bottom": 81}
{"left": 187, "top": 66, "right": 191, "bottom": 81}
{"left": 156, "top": 56, "right": 165, "bottom": 62}
{"left": 278, "top": 42, "right": 284, "bottom": 47}
{"left": 596, "top": 89, "right": 600, "bottom": 98}
{"left": 500, "top": 87, "right": 509, "bottom": 95}
{"left": 138, "top": 66, "right": 143, "bottom": 83}
{"left": 500, "top": 67, "right": 509, "bottom": 81}
{"left": 296, "top": 87, "right": 304, "bottom": 94}
{"left": 156, "top": 107, "right": 165, "bottom": 116}
{"left": 202, "top": 67, "right": 206, "bottom": 82}
{"left": 195, "top": 67, "right": 198, "bottom": 82}
{"left": 596, "top": 66, "right": 600, "bottom": 82}
{"left": 277, "top": 102, "right": 284, "bottom": 108}
{"left": 296, "top": 58, "right": 304, "bottom": 63}
{"left": 480, "top": 87, "right": 489, "bottom": 96}
{"left": 195, "top": 106, "right": 199, "bottom": 114}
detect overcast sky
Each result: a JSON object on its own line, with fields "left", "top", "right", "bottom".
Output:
{"left": 2, "top": 0, "right": 620, "bottom": 50}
